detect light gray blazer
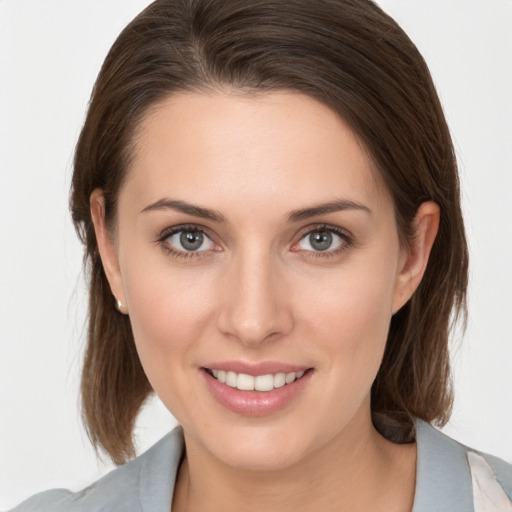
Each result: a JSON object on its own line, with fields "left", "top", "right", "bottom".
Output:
{"left": 8, "top": 420, "right": 512, "bottom": 511}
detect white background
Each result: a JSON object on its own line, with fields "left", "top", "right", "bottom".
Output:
{"left": 1, "top": 0, "right": 511, "bottom": 509}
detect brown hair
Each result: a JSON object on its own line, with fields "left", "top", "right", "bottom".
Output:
{"left": 71, "top": 0, "right": 468, "bottom": 464}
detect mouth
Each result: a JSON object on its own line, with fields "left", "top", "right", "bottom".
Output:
{"left": 205, "top": 368, "right": 308, "bottom": 392}
{"left": 201, "top": 363, "right": 315, "bottom": 415}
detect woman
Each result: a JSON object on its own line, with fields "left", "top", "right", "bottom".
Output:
{"left": 8, "top": 0, "right": 511, "bottom": 510}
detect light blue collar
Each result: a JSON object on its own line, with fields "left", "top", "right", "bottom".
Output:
{"left": 412, "top": 419, "right": 474, "bottom": 511}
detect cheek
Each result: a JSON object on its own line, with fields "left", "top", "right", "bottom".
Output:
{"left": 299, "top": 255, "right": 398, "bottom": 385}
{"left": 119, "top": 256, "right": 217, "bottom": 385}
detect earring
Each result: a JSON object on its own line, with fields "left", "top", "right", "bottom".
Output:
{"left": 115, "top": 298, "right": 127, "bottom": 314}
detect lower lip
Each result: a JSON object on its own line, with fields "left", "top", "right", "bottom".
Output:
{"left": 201, "top": 368, "right": 313, "bottom": 416}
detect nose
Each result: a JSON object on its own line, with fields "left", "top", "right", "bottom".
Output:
{"left": 217, "top": 245, "right": 293, "bottom": 347}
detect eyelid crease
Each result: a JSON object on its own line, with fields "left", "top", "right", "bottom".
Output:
{"left": 295, "top": 223, "right": 353, "bottom": 242}
{"left": 157, "top": 223, "right": 211, "bottom": 242}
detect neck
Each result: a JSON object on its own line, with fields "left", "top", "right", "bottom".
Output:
{"left": 172, "top": 410, "right": 416, "bottom": 512}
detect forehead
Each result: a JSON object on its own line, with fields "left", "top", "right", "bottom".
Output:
{"left": 124, "top": 91, "right": 391, "bottom": 217}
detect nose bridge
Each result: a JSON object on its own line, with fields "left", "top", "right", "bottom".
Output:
{"left": 218, "top": 241, "right": 291, "bottom": 346}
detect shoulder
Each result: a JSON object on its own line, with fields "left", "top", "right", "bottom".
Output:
{"left": 413, "top": 419, "right": 512, "bottom": 511}
{"left": 6, "top": 427, "right": 184, "bottom": 512}
{"left": 4, "top": 489, "right": 75, "bottom": 512}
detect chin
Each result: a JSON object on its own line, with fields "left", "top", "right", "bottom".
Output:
{"left": 195, "top": 421, "right": 324, "bottom": 472}
{"left": 216, "top": 442, "right": 306, "bottom": 472}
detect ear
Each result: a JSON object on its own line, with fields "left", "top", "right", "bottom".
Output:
{"left": 392, "top": 201, "right": 440, "bottom": 313}
{"left": 90, "top": 189, "right": 128, "bottom": 314}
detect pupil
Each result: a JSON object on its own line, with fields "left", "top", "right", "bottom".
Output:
{"left": 310, "top": 230, "right": 332, "bottom": 251}
{"left": 180, "top": 230, "right": 203, "bottom": 251}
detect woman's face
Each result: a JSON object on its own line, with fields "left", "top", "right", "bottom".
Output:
{"left": 95, "top": 92, "right": 424, "bottom": 470}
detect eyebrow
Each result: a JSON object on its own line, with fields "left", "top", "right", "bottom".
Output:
{"left": 140, "top": 198, "right": 372, "bottom": 223}
{"left": 140, "top": 199, "right": 226, "bottom": 223}
{"left": 287, "top": 200, "right": 372, "bottom": 222}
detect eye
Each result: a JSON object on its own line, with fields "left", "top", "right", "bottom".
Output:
{"left": 162, "top": 226, "right": 215, "bottom": 254}
{"left": 294, "top": 226, "right": 349, "bottom": 254}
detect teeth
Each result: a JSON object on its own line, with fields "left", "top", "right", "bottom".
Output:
{"left": 209, "top": 368, "right": 307, "bottom": 391}
{"left": 285, "top": 372, "right": 296, "bottom": 384}
{"left": 273, "top": 372, "right": 286, "bottom": 388}
{"left": 237, "top": 373, "right": 255, "bottom": 391}
{"left": 226, "top": 371, "right": 237, "bottom": 387}
{"left": 255, "top": 374, "right": 274, "bottom": 391}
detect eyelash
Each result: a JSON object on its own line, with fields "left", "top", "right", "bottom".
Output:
{"left": 157, "top": 224, "right": 217, "bottom": 260}
{"left": 156, "top": 223, "right": 353, "bottom": 260}
{"left": 293, "top": 223, "right": 353, "bottom": 259}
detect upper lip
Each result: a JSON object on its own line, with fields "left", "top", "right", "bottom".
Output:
{"left": 201, "top": 360, "right": 311, "bottom": 376}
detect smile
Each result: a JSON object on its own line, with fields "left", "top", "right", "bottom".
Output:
{"left": 207, "top": 369, "right": 306, "bottom": 392}
{"left": 202, "top": 365, "right": 314, "bottom": 415}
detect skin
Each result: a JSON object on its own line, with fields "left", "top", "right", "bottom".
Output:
{"left": 91, "top": 91, "right": 439, "bottom": 511}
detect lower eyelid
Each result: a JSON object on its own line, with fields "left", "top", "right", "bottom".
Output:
{"left": 159, "top": 240, "right": 218, "bottom": 261}
{"left": 294, "top": 239, "right": 351, "bottom": 260}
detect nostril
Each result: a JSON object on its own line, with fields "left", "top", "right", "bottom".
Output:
{"left": 216, "top": 284, "right": 294, "bottom": 346}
